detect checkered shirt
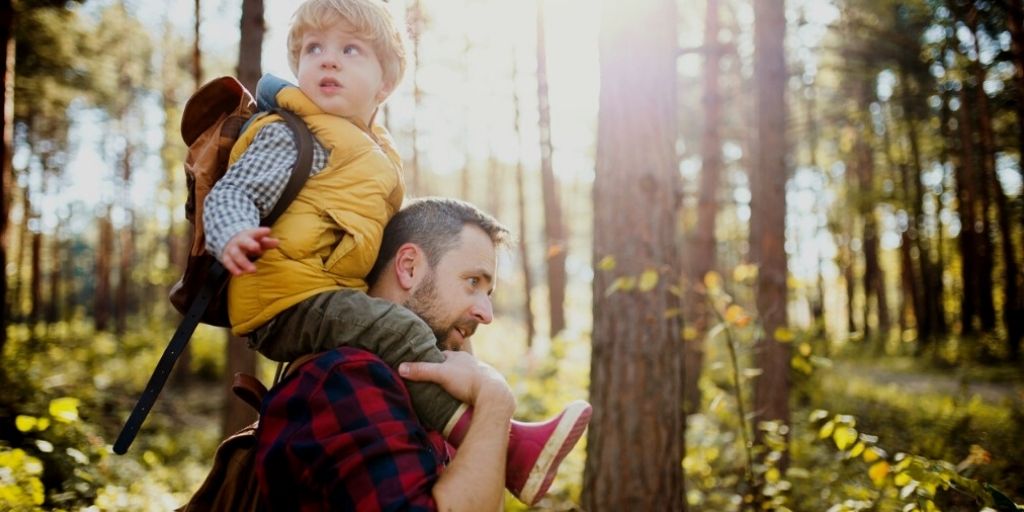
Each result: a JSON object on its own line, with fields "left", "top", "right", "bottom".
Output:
{"left": 203, "top": 121, "right": 330, "bottom": 258}
{"left": 256, "top": 347, "right": 450, "bottom": 511}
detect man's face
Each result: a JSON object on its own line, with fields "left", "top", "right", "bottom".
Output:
{"left": 403, "top": 225, "right": 497, "bottom": 352}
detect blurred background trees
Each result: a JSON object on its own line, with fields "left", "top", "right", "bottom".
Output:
{"left": 1, "top": 0, "right": 1022, "bottom": 510}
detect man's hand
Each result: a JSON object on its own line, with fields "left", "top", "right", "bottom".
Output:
{"left": 220, "top": 227, "right": 280, "bottom": 276}
{"left": 399, "top": 351, "right": 513, "bottom": 410}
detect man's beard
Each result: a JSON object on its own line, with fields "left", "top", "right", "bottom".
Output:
{"left": 403, "top": 272, "right": 475, "bottom": 350}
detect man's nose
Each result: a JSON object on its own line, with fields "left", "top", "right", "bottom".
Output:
{"left": 470, "top": 296, "right": 493, "bottom": 325}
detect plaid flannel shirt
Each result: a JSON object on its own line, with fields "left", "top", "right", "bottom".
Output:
{"left": 203, "top": 121, "right": 330, "bottom": 259}
{"left": 256, "top": 347, "right": 450, "bottom": 511}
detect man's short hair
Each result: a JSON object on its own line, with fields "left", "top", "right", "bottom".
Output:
{"left": 287, "top": 0, "right": 407, "bottom": 94}
{"left": 367, "top": 197, "right": 510, "bottom": 285}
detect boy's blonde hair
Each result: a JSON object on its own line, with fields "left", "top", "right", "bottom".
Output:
{"left": 288, "top": 0, "right": 407, "bottom": 95}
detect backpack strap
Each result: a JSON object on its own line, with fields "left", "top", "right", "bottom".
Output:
{"left": 114, "top": 108, "right": 315, "bottom": 456}
{"left": 262, "top": 108, "right": 314, "bottom": 227}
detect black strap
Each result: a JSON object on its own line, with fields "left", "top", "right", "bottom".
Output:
{"left": 114, "top": 261, "right": 227, "bottom": 454}
{"left": 114, "top": 108, "right": 314, "bottom": 455}
{"left": 263, "top": 108, "right": 313, "bottom": 226}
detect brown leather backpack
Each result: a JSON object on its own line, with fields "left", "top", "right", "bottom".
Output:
{"left": 114, "top": 77, "right": 313, "bottom": 456}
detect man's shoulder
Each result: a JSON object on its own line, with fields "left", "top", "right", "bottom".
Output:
{"left": 277, "top": 347, "right": 402, "bottom": 394}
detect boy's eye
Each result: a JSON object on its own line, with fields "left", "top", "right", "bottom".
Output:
{"left": 305, "top": 43, "right": 323, "bottom": 55}
{"left": 343, "top": 44, "right": 361, "bottom": 56}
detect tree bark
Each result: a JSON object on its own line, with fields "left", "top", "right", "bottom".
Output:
{"left": 684, "top": 0, "right": 724, "bottom": 415}
{"left": 536, "top": 1, "right": 567, "bottom": 338}
{"left": 1006, "top": 0, "right": 1024, "bottom": 190}
{"left": 406, "top": 0, "right": 422, "bottom": 195}
{"left": 584, "top": 0, "right": 685, "bottom": 509}
{"left": 221, "top": 0, "right": 266, "bottom": 436}
{"left": 969, "top": 24, "right": 1023, "bottom": 357}
{"left": 512, "top": 55, "right": 535, "bottom": 349}
{"left": 751, "top": 0, "right": 790, "bottom": 463}
{"left": 29, "top": 231, "right": 40, "bottom": 329}
{"left": 952, "top": 84, "right": 979, "bottom": 335}
{"left": 0, "top": 0, "right": 13, "bottom": 359}
{"left": 95, "top": 208, "right": 114, "bottom": 332}
{"left": 193, "top": 0, "right": 202, "bottom": 89}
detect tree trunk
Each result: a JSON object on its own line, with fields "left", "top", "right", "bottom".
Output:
{"left": 193, "top": 0, "right": 202, "bottom": 89}
{"left": 584, "top": 0, "right": 684, "bottom": 509}
{"left": 970, "top": 27, "right": 1023, "bottom": 357}
{"left": 29, "top": 231, "right": 40, "bottom": 329}
{"left": 223, "top": 0, "right": 265, "bottom": 436}
{"left": 0, "top": 0, "right": 13, "bottom": 360}
{"left": 115, "top": 136, "right": 134, "bottom": 335}
{"left": 853, "top": 79, "right": 889, "bottom": 346}
{"left": 95, "top": 208, "right": 114, "bottom": 332}
{"left": 536, "top": 1, "right": 567, "bottom": 338}
{"left": 957, "top": 83, "right": 997, "bottom": 334}
{"left": 407, "top": 0, "right": 422, "bottom": 195}
{"left": 46, "top": 231, "right": 59, "bottom": 324}
{"left": 684, "top": 0, "right": 724, "bottom": 416}
{"left": 1007, "top": 0, "right": 1024, "bottom": 190}
{"left": 512, "top": 56, "right": 535, "bottom": 349}
{"left": 952, "top": 84, "right": 979, "bottom": 335}
{"left": 751, "top": 0, "right": 790, "bottom": 464}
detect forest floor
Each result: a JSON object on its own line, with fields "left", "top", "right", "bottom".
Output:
{"left": 829, "top": 357, "right": 1024, "bottom": 404}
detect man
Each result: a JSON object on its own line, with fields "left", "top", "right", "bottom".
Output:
{"left": 256, "top": 198, "right": 516, "bottom": 511}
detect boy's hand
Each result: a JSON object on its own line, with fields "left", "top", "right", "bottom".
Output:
{"left": 220, "top": 227, "right": 279, "bottom": 276}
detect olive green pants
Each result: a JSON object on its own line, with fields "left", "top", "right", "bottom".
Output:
{"left": 248, "top": 289, "right": 459, "bottom": 433}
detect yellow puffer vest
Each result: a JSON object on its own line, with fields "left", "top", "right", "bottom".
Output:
{"left": 226, "top": 87, "right": 404, "bottom": 335}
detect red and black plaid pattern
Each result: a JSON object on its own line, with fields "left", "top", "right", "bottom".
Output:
{"left": 256, "top": 348, "right": 449, "bottom": 511}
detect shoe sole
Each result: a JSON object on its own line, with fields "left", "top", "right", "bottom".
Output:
{"left": 517, "top": 400, "right": 593, "bottom": 506}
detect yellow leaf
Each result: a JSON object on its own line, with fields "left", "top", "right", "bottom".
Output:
{"left": 732, "top": 263, "right": 758, "bottom": 283}
{"left": 638, "top": 269, "right": 659, "bottom": 292}
{"left": 15, "top": 415, "right": 37, "bottom": 432}
{"left": 833, "top": 426, "right": 858, "bottom": 450}
{"left": 799, "top": 342, "right": 812, "bottom": 357}
{"left": 725, "top": 305, "right": 750, "bottom": 326}
{"left": 819, "top": 420, "right": 835, "bottom": 439}
{"left": 669, "top": 285, "right": 683, "bottom": 297}
{"left": 546, "top": 243, "right": 565, "bottom": 258}
{"left": 868, "top": 461, "right": 890, "bottom": 485}
{"left": 597, "top": 255, "right": 617, "bottom": 271}
{"left": 36, "top": 418, "right": 50, "bottom": 431}
{"left": 850, "top": 441, "right": 866, "bottom": 458}
{"left": 604, "top": 276, "right": 637, "bottom": 297}
{"left": 774, "top": 327, "right": 795, "bottom": 343}
{"left": 863, "top": 447, "right": 883, "bottom": 463}
{"left": 49, "top": 397, "right": 80, "bottom": 424}
{"left": 765, "top": 467, "right": 781, "bottom": 483}
{"left": 703, "top": 271, "right": 722, "bottom": 291}
{"left": 894, "top": 472, "right": 912, "bottom": 486}
{"left": 808, "top": 409, "right": 829, "bottom": 422}
{"left": 683, "top": 326, "right": 699, "bottom": 341}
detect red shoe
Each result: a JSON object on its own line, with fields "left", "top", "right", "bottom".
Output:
{"left": 444, "top": 400, "right": 593, "bottom": 506}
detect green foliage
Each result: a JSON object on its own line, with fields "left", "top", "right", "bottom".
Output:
{"left": 0, "top": 320, "right": 220, "bottom": 510}
{"left": 806, "top": 410, "right": 1022, "bottom": 511}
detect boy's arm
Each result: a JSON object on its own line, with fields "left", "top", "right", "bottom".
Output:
{"left": 203, "top": 122, "right": 327, "bottom": 268}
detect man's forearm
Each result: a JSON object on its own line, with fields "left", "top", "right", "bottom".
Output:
{"left": 432, "top": 384, "right": 514, "bottom": 512}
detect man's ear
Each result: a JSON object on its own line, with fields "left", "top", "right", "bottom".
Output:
{"left": 393, "top": 242, "right": 423, "bottom": 291}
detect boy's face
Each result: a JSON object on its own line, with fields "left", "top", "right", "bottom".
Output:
{"left": 296, "top": 20, "right": 391, "bottom": 125}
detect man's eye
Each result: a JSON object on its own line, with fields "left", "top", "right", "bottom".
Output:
{"left": 468, "top": 277, "right": 480, "bottom": 287}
